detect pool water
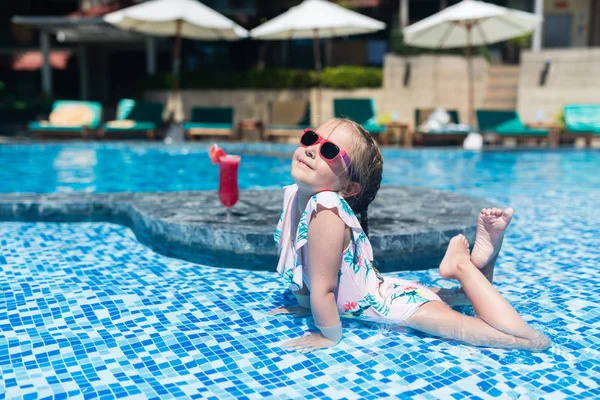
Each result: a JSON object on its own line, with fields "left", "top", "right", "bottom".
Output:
{"left": 1, "top": 144, "right": 599, "bottom": 399}
{"left": 0, "top": 143, "right": 294, "bottom": 193}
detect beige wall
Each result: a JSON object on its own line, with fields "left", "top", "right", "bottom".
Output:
{"left": 517, "top": 47, "right": 600, "bottom": 122}
{"left": 144, "top": 89, "right": 311, "bottom": 126}
{"left": 378, "top": 54, "right": 487, "bottom": 126}
{"left": 145, "top": 54, "right": 489, "bottom": 130}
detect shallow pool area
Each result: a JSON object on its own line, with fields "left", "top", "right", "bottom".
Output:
{"left": 1, "top": 144, "right": 599, "bottom": 398}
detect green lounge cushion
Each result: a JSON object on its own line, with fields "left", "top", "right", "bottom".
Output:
{"left": 334, "top": 98, "right": 385, "bottom": 134}
{"left": 28, "top": 122, "right": 87, "bottom": 132}
{"left": 419, "top": 126, "right": 472, "bottom": 134}
{"left": 477, "top": 109, "right": 548, "bottom": 136}
{"left": 29, "top": 100, "right": 103, "bottom": 130}
{"left": 190, "top": 107, "right": 234, "bottom": 124}
{"left": 495, "top": 119, "right": 548, "bottom": 136}
{"left": 184, "top": 122, "right": 232, "bottom": 130}
{"left": 103, "top": 122, "right": 157, "bottom": 132}
{"left": 476, "top": 110, "right": 518, "bottom": 132}
{"left": 564, "top": 105, "right": 600, "bottom": 133}
{"left": 116, "top": 99, "right": 164, "bottom": 125}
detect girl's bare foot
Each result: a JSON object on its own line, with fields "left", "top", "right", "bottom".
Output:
{"left": 471, "top": 208, "right": 513, "bottom": 269}
{"left": 439, "top": 235, "right": 472, "bottom": 280}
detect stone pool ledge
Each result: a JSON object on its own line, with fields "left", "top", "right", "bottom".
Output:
{"left": 0, "top": 187, "right": 495, "bottom": 272}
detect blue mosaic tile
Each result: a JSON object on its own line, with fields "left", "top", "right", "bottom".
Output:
{"left": 0, "top": 147, "right": 599, "bottom": 399}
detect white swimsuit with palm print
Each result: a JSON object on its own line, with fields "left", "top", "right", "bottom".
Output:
{"left": 274, "top": 184, "right": 441, "bottom": 323}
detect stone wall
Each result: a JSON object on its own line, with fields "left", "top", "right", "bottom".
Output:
{"left": 382, "top": 54, "right": 488, "bottom": 126}
{"left": 144, "top": 89, "right": 311, "bottom": 127}
{"left": 516, "top": 47, "right": 600, "bottom": 122}
{"left": 310, "top": 54, "right": 488, "bottom": 127}
{"left": 145, "top": 54, "right": 489, "bottom": 130}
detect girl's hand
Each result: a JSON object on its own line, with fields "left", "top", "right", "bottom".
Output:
{"left": 268, "top": 305, "right": 311, "bottom": 318}
{"left": 280, "top": 331, "right": 338, "bottom": 353}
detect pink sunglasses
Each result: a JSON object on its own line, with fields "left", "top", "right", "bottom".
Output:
{"left": 300, "top": 129, "right": 357, "bottom": 181}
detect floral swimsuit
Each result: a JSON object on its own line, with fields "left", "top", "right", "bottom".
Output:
{"left": 274, "top": 184, "right": 442, "bottom": 324}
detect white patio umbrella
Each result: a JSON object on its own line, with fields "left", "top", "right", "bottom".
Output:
{"left": 104, "top": 0, "right": 248, "bottom": 122}
{"left": 403, "top": 0, "right": 542, "bottom": 126}
{"left": 250, "top": 0, "right": 386, "bottom": 123}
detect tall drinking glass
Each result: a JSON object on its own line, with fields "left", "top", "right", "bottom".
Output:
{"left": 218, "top": 155, "right": 240, "bottom": 221}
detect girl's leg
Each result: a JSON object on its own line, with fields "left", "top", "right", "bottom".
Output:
{"left": 408, "top": 235, "right": 550, "bottom": 351}
{"left": 407, "top": 301, "right": 548, "bottom": 351}
{"left": 429, "top": 207, "right": 508, "bottom": 305}
{"left": 429, "top": 252, "right": 498, "bottom": 306}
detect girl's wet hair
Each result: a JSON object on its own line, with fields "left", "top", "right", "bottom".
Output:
{"left": 330, "top": 118, "right": 384, "bottom": 237}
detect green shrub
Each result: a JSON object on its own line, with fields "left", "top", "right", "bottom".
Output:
{"left": 554, "top": 109, "right": 566, "bottom": 130}
{"left": 141, "top": 66, "right": 382, "bottom": 90}
{"left": 321, "top": 66, "right": 382, "bottom": 89}
{"left": 508, "top": 33, "right": 533, "bottom": 47}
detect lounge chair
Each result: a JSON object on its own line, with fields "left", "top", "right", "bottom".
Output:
{"left": 99, "top": 99, "right": 164, "bottom": 140}
{"left": 333, "top": 98, "right": 387, "bottom": 144}
{"left": 263, "top": 100, "right": 310, "bottom": 142}
{"left": 184, "top": 107, "right": 235, "bottom": 141}
{"left": 476, "top": 110, "right": 550, "bottom": 146}
{"left": 28, "top": 100, "right": 102, "bottom": 139}
{"left": 563, "top": 105, "right": 600, "bottom": 147}
{"left": 414, "top": 108, "right": 471, "bottom": 146}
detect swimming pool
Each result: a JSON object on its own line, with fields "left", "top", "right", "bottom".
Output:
{"left": 1, "top": 143, "right": 599, "bottom": 398}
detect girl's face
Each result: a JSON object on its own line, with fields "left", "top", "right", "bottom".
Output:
{"left": 291, "top": 119, "right": 357, "bottom": 196}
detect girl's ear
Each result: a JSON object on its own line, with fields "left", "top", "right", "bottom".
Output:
{"left": 346, "top": 182, "right": 361, "bottom": 198}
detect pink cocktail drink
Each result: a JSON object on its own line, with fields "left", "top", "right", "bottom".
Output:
{"left": 218, "top": 155, "right": 240, "bottom": 209}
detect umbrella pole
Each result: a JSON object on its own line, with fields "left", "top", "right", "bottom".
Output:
{"left": 313, "top": 29, "right": 322, "bottom": 125}
{"left": 466, "top": 23, "right": 474, "bottom": 127}
{"left": 168, "top": 19, "right": 183, "bottom": 124}
{"left": 173, "top": 19, "right": 183, "bottom": 92}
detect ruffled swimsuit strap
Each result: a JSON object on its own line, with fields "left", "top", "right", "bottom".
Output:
{"left": 274, "top": 184, "right": 298, "bottom": 277}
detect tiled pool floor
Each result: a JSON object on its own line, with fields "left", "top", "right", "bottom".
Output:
{"left": 2, "top": 148, "right": 599, "bottom": 399}
{"left": 1, "top": 219, "right": 598, "bottom": 399}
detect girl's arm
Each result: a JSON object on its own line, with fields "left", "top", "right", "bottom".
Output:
{"left": 307, "top": 206, "right": 345, "bottom": 343}
{"left": 293, "top": 285, "right": 311, "bottom": 309}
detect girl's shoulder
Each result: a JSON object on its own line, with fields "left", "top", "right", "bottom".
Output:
{"left": 296, "top": 189, "right": 373, "bottom": 262}
{"left": 302, "top": 190, "right": 361, "bottom": 231}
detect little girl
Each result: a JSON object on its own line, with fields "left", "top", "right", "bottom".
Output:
{"left": 269, "top": 118, "right": 550, "bottom": 353}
